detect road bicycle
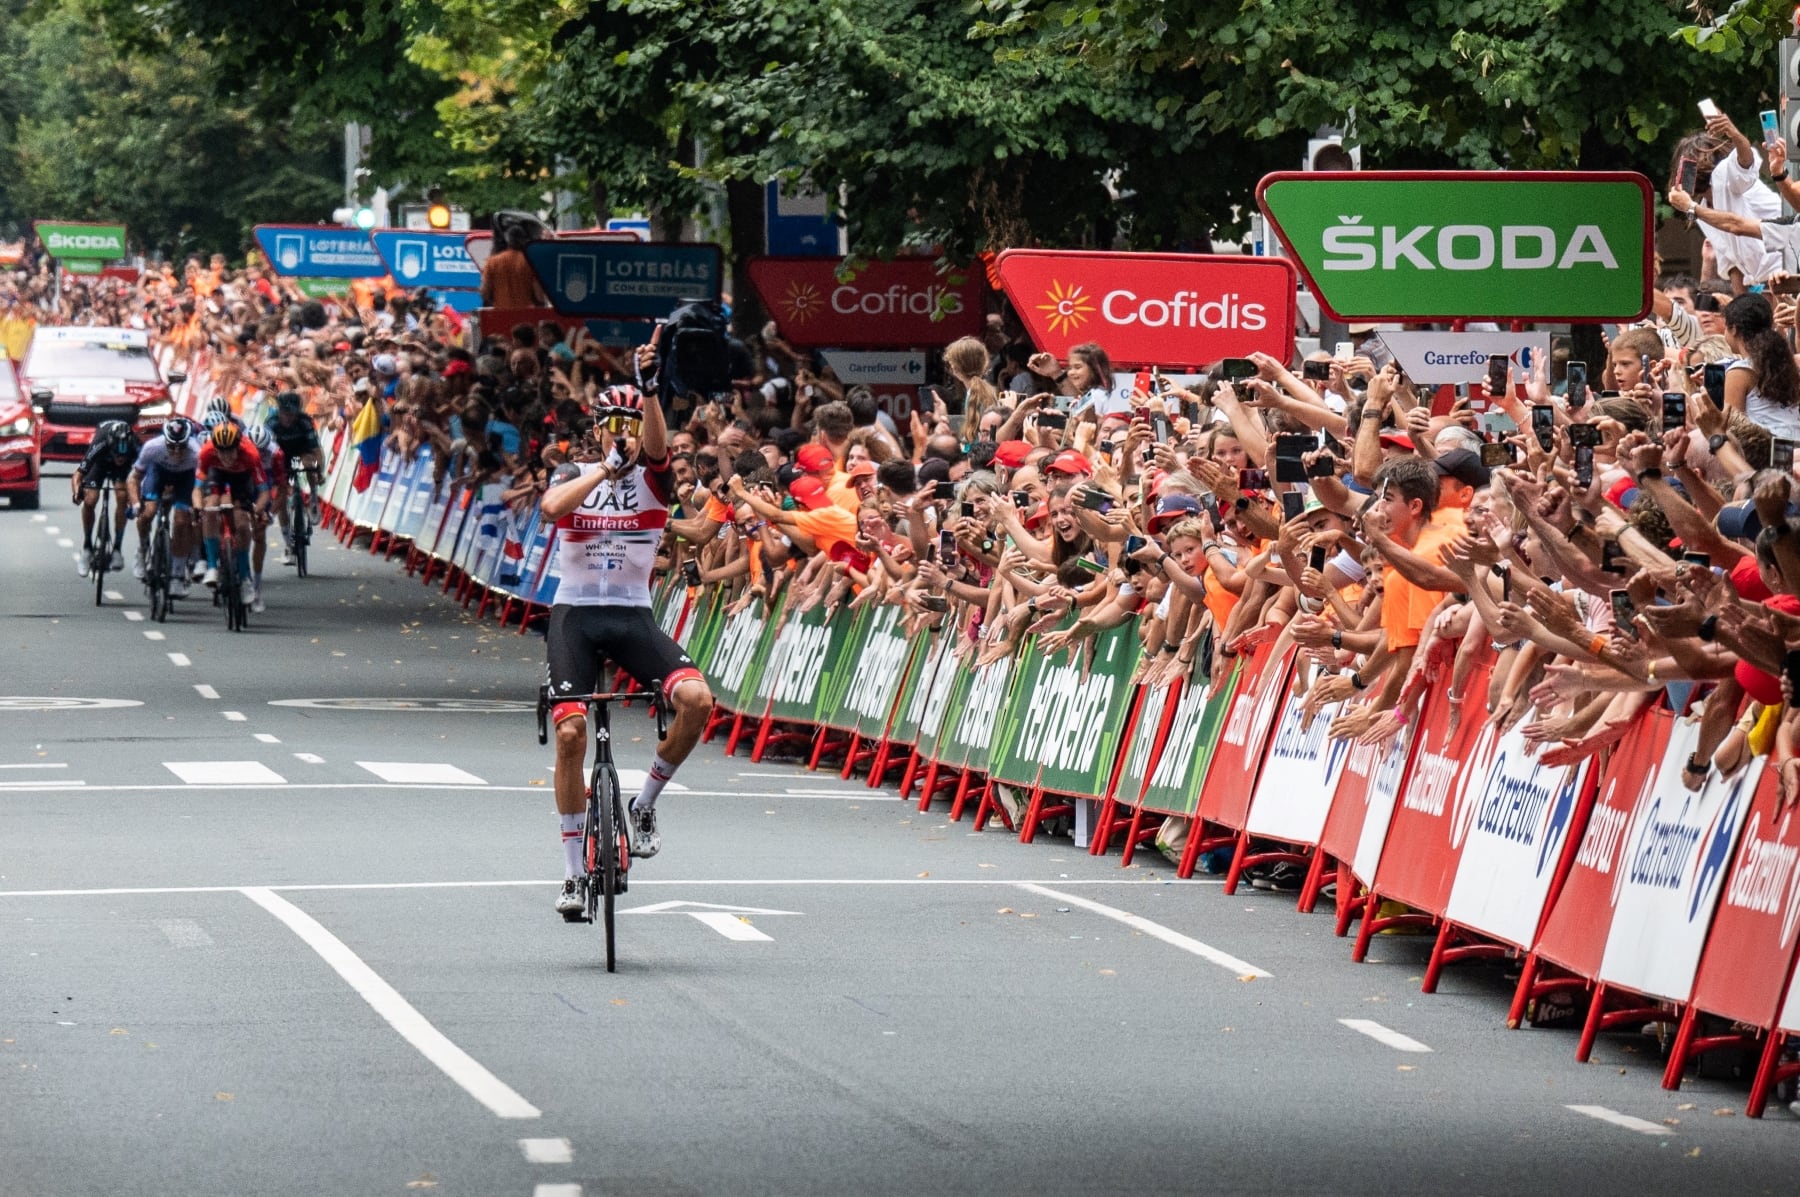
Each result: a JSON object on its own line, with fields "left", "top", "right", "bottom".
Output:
{"left": 286, "top": 458, "right": 312, "bottom": 578}
{"left": 90, "top": 479, "right": 114, "bottom": 608}
{"left": 210, "top": 499, "right": 249, "bottom": 632}
{"left": 538, "top": 672, "right": 667, "bottom": 972}
{"left": 144, "top": 495, "right": 177, "bottom": 623}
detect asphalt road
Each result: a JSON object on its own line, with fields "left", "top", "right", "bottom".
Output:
{"left": 2, "top": 478, "right": 1796, "bottom": 1197}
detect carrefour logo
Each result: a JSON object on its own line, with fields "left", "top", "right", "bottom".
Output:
{"left": 1320, "top": 217, "right": 1619, "bottom": 273}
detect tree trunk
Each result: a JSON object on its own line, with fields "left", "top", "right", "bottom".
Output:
{"left": 725, "top": 176, "right": 766, "bottom": 336}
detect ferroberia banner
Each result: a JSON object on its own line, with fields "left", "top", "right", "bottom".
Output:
{"left": 35, "top": 221, "right": 127, "bottom": 261}
{"left": 1256, "top": 171, "right": 1654, "bottom": 323}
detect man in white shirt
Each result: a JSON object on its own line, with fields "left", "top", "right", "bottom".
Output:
{"left": 1671, "top": 109, "right": 1783, "bottom": 286}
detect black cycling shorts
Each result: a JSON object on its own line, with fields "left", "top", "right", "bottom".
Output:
{"left": 546, "top": 604, "right": 702, "bottom": 723}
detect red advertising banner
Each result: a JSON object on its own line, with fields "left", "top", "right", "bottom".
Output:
{"left": 1533, "top": 710, "right": 1672, "bottom": 981}
{"left": 747, "top": 257, "right": 985, "bottom": 348}
{"left": 1683, "top": 766, "right": 1800, "bottom": 1030}
{"left": 1196, "top": 641, "right": 1293, "bottom": 831}
{"left": 1317, "top": 726, "right": 1418, "bottom": 885}
{"left": 994, "top": 250, "right": 1297, "bottom": 369}
{"left": 1364, "top": 658, "right": 1495, "bottom": 916}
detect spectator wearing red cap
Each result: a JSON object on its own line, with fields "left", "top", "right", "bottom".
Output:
{"left": 1043, "top": 449, "right": 1093, "bottom": 479}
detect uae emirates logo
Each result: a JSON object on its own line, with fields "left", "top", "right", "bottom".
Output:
{"left": 778, "top": 280, "right": 825, "bottom": 326}
{"left": 1038, "top": 279, "right": 1095, "bottom": 336}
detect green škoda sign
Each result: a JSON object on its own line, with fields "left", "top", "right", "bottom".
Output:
{"left": 1256, "top": 171, "right": 1652, "bottom": 323}
{"left": 34, "top": 221, "right": 128, "bottom": 261}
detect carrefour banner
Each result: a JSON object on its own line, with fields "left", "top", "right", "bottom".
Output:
{"left": 1257, "top": 171, "right": 1653, "bottom": 323}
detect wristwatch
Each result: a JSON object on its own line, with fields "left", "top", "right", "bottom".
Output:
{"left": 1708, "top": 432, "right": 1729, "bottom": 455}
{"left": 1350, "top": 672, "right": 1367, "bottom": 691}
{"left": 1698, "top": 613, "right": 1718, "bottom": 642}
{"left": 1331, "top": 629, "right": 1343, "bottom": 650}
{"left": 1635, "top": 467, "right": 1663, "bottom": 484}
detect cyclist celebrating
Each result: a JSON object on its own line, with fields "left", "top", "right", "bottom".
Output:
{"left": 71, "top": 419, "right": 140, "bottom": 578}
{"left": 196, "top": 421, "right": 266, "bottom": 607}
{"left": 539, "top": 385, "right": 715, "bottom": 919}
{"left": 127, "top": 418, "right": 200, "bottom": 596}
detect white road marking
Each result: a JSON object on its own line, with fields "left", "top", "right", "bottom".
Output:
{"left": 162, "top": 761, "right": 287, "bottom": 786}
{"left": 0, "top": 780, "right": 84, "bottom": 788}
{"left": 194, "top": 684, "right": 219, "bottom": 699}
{"left": 156, "top": 918, "right": 214, "bottom": 948}
{"left": 0, "top": 878, "right": 1226, "bottom": 899}
{"left": 1016, "top": 883, "right": 1271, "bottom": 978}
{"left": 293, "top": 753, "right": 325, "bottom": 764}
{"left": 518, "top": 1138, "right": 573, "bottom": 1164}
{"left": 1338, "top": 1018, "right": 1433, "bottom": 1053}
{"left": 1565, "top": 1105, "right": 1675, "bottom": 1136}
{"left": 545, "top": 766, "right": 684, "bottom": 792}
{"left": 221, "top": 711, "right": 247, "bottom": 722}
{"left": 56, "top": 538, "right": 73, "bottom": 548}
{"left": 242, "top": 887, "right": 540, "bottom": 1119}
{"left": 123, "top": 611, "right": 143, "bottom": 622}
{"left": 688, "top": 911, "right": 775, "bottom": 941}
{"left": 0, "top": 763, "right": 67, "bottom": 770}
{"left": 254, "top": 733, "right": 281, "bottom": 744}
{"left": 30, "top": 514, "right": 45, "bottom": 522}
{"left": 357, "top": 761, "right": 485, "bottom": 785}
{"left": 104, "top": 590, "right": 123, "bottom": 601}
{"left": 167, "top": 653, "right": 190, "bottom": 667}
{"left": 625, "top": 900, "right": 801, "bottom": 915}
{"left": 143, "top": 630, "right": 163, "bottom": 640}
{"left": 782, "top": 788, "right": 891, "bottom": 798}
{"left": 533, "top": 1186, "right": 581, "bottom": 1197}
{"left": 43, "top": 526, "right": 59, "bottom": 534}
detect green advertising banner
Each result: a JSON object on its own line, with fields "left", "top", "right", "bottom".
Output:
{"left": 843, "top": 606, "right": 919, "bottom": 739}
{"left": 295, "top": 277, "right": 354, "bottom": 299}
{"left": 1113, "top": 683, "right": 1176, "bottom": 811}
{"left": 938, "top": 655, "right": 1017, "bottom": 775}
{"left": 912, "top": 633, "right": 969, "bottom": 765}
{"left": 59, "top": 258, "right": 104, "bottom": 275}
{"left": 763, "top": 602, "right": 859, "bottom": 725}
{"left": 35, "top": 221, "right": 128, "bottom": 261}
{"left": 1256, "top": 171, "right": 1653, "bottom": 323}
{"left": 1136, "top": 665, "right": 1240, "bottom": 816}
{"left": 1014, "top": 623, "right": 1141, "bottom": 799}
{"left": 708, "top": 602, "right": 774, "bottom": 713}
{"left": 888, "top": 627, "right": 950, "bottom": 749}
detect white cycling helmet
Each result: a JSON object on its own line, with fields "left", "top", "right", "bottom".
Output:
{"left": 245, "top": 423, "right": 274, "bottom": 453}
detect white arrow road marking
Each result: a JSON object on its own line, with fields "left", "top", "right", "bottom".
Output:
{"left": 622, "top": 899, "right": 797, "bottom": 941}
{"left": 243, "top": 887, "right": 539, "bottom": 1119}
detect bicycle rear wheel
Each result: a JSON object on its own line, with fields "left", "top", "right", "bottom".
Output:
{"left": 150, "top": 524, "right": 172, "bottom": 623}
{"left": 292, "top": 486, "right": 310, "bottom": 578}
{"left": 218, "top": 539, "right": 243, "bottom": 631}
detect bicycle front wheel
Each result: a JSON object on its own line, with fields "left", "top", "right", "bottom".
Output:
{"left": 588, "top": 766, "right": 624, "bottom": 972}
{"left": 92, "top": 504, "right": 110, "bottom": 607}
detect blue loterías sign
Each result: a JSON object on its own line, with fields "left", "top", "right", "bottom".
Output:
{"left": 524, "top": 239, "right": 722, "bottom": 319}
{"left": 254, "top": 225, "right": 385, "bottom": 279}
{"left": 370, "top": 231, "right": 482, "bottom": 290}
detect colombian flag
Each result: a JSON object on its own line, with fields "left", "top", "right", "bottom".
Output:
{"left": 349, "top": 395, "right": 384, "bottom": 492}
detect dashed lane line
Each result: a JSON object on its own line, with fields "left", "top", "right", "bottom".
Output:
{"left": 533, "top": 1185, "right": 580, "bottom": 1197}
{"left": 519, "top": 1139, "right": 573, "bottom": 1164}
{"left": 293, "top": 753, "right": 325, "bottom": 764}
{"left": 222, "top": 711, "right": 247, "bottom": 722}
{"left": 194, "top": 684, "right": 219, "bottom": 699}
{"left": 167, "top": 653, "right": 190, "bottom": 667}
{"left": 1016, "top": 882, "right": 1271, "bottom": 978}
{"left": 123, "top": 611, "right": 143, "bottom": 622}
{"left": 242, "top": 886, "right": 540, "bottom": 1120}
{"left": 143, "top": 630, "right": 164, "bottom": 640}
{"left": 254, "top": 733, "right": 281, "bottom": 744}
{"left": 356, "top": 761, "right": 485, "bottom": 785}
{"left": 1338, "top": 1019, "right": 1432, "bottom": 1053}
{"left": 161, "top": 761, "right": 287, "bottom": 786}
{"left": 1565, "top": 1105, "right": 1675, "bottom": 1136}
{"left": 103, "top": 590, "right": 123, "bottom": 601}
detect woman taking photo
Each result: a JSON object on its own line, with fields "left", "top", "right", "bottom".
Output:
{"left": 1721, "top": 292, "right": 1800, "bottom": 440}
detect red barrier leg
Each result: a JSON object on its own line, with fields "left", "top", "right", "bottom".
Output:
{"left": 1333, "top": 868, "right": 1366, "bottom": 939}
{"left": 917, "top": 761, "right": 941, "bottom": 812}
{"left": 1661, "top": 1008, "right": 1702, "bottom": 1090}
{"left": 1221, "top": 830, "right": 1251, "bottom": 895}
{"left": 838, "top": 733, "right": 860, "bottom": 779}
{"left": 1747, "top": 1032, "right": 1793, "bottom": 1118}
{"left": 1421, "top": 922, "right": 1457, "bottom": 993}
{"left": 948, "top": 772, "right": 976, "bottom": 822}
{"left": 806, "top": 728, "right": 828, "bottom": 771}
{"left": 1506, "top": 953, "right": 1540, "bottom": 1028}
{"left": 1575, "top": 983, "right": 1609, "bottom": 1062}
{"left": 1296, "top": 849, "right": 1330, "bottom": 914}
{"left": 899, "top": 749, "right": 921, "bottom": 800}
{"left": 1089, "top": 799, "right": 1118, "bottom": 856}
{"left": 723, "top": 712, "right": 747, "bottom": 757}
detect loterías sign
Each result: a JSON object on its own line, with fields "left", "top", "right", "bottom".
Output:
{"left": 994, "top": 250, "right": 1297, "bottom": 369}
{"left": 746, "top": 256, "right": 984, "bottom": 348}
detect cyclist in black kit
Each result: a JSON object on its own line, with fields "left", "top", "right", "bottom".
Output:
{"left": 72, "top": 419, "right": 140, "bottom": 577}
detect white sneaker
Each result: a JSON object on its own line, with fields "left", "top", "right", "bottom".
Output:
{"left": 132, "top": 555, "right": 146, "bottom": 581}
{"left": 170, "top": 575, "right": 190, "bottom": 598}
{"left": 76, "top": 550, "right": 90, "bottom": 578}
{"left": 239, "top": 578, "right": 256, "bottom": 604}
{"left": 202, "top": 566, "right": 218, "bottom": 587}
{"left": 251, "top": 593, "right": 266, "bottom": 614}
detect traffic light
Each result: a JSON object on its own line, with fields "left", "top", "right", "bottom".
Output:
{"left": 426, "top": 187, "right": 451, "bottom": 231}
{"left": 331, "top": 206, "right": 379, "bottom": 230}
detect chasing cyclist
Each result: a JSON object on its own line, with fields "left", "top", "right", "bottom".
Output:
{"left": 196, "top": 422, "right": 267, "bottom": 608}
{"left": 539, "top": 386, "right": 714, "bottom": 920}
{"left": 72, "top": 419, "right": 140, "bottom": 578}
{"left": 127, "top": 418, "right": 200, "bottom": 597}
{"left": 243, "top": 423, "right": 282, "bottom": 612}
{"left": 266, "top": 390, "right": 324, "bottom": 559}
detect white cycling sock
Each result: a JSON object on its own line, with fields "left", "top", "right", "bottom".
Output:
{"left": 560, "top": 812, "right": 584, "bottom": 878}
{"left": 632, "top": 754, "right": 678, "bottom": 814}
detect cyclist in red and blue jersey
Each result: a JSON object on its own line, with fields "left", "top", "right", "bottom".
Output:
{"left": 538, "top": 385, "right": 715, "bottom": 919}
{"left": 196, "top": 422, "right": 268, "bottom": 607}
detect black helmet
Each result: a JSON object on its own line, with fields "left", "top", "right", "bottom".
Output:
{"left": 276, "top": 390, "right": 303, "bottom": 413}
{"left": 98, "top": 420, "right": 134, "bottom": 454}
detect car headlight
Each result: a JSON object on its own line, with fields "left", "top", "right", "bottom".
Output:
{"left": 138, "top": 401, "right": 174, "bottom": 418}
{"left": 0, "top": 417, "right": 32, "bottom": 436}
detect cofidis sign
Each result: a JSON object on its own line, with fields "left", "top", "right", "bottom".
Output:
{"left": 1256, "top": 171, "right": 1653, "bottom": 324}
{"left": 995, "top": 250, "right": 1297, "bottom": 368}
